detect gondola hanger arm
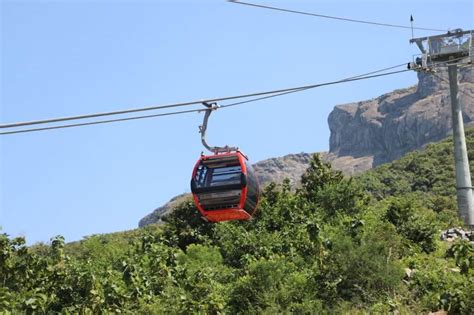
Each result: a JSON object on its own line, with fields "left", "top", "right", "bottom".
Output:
{"left": 199, "top": 102, "right": 238, "bottom": 154}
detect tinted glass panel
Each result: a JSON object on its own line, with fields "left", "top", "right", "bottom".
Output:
{"left": 210, "top": 166, "right": 242, "bottom": 186}
{"left": 194, "top": 164, "right": 242, "bottom": 189}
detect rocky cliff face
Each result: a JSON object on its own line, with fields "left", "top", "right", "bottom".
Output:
{"left": 328, "top": 68, "right": 474, "bottom": 166}
{"left": 252, "top": 153, "right": 315, "bottom": 186}
{"left": 139, "top": 67, "right": 474, "bottom": 227}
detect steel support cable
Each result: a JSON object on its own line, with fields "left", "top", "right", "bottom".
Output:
{"left": 228, "top": 0, "right": 446, "bottom": 32}
{"left": 220, "top": 63, "right": 408, "bottom": 108}
{"left": 0, "top": 64, "right": 407, "bottom": 130}
{"left": 0, "top": 108, "right": 205, "bottom": 135}
{"left": 1, "top": 85, "right": 345, "bottom": 129}
{"left": 1, "top": 66, "right": 410, "bottom": 136}
{"left": 0, "top": 92, "right": 295, "bottom": 129}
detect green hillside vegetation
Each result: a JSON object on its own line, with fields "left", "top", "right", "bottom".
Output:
{"left": 1, "top": 129, "right": 474, "bottom": 313}
{"left": 359, "top": 128, "right": 474, "bottom": 200}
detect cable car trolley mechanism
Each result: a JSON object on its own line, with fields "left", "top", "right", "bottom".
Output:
{"left": 190, "top": 102, "right": 260, "bottom": 222}
{"left": 408, "top": 28, "right": 473, "bottom": 71}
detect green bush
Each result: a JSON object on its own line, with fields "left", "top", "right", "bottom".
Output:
{"left": 384, "top": 196, "right": 439, "bottom": 253}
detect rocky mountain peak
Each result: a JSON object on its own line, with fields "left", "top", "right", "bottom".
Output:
{"left": 328, "top": 67, "right": 473, "bottom": 166}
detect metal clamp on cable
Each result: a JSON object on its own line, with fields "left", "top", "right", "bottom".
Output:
{"left": 201, "top": 102, "right": 219, "bottom": 111}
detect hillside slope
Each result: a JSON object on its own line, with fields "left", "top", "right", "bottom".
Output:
{"left": 357, "top": 127, "right": 474, "bottom": 200}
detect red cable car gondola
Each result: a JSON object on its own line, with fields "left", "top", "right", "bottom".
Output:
{"left": 191, "top": 151, "right": 260, "bottom": 222}
{"left": 190, "top": 102, "right": 260, "bottom": 222}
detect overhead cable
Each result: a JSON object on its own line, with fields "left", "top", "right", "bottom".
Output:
{"left": 220, "top": 63, "right": 408, "bottom": 109}
{"left": 1, "top": 66, "right": 410, "bottom": 135}
{"left": 0, "top": 109, "right": 204, "bottom": 136}
{"left": 0, "top": 66, "right": 407, "bottom": 130}
{"left": 228, "top": 0, "right": 446, "bottom": 32}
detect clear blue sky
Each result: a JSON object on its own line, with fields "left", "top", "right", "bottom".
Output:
{"left": 1, "top": 0, "right": 472, "bottom": 244}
